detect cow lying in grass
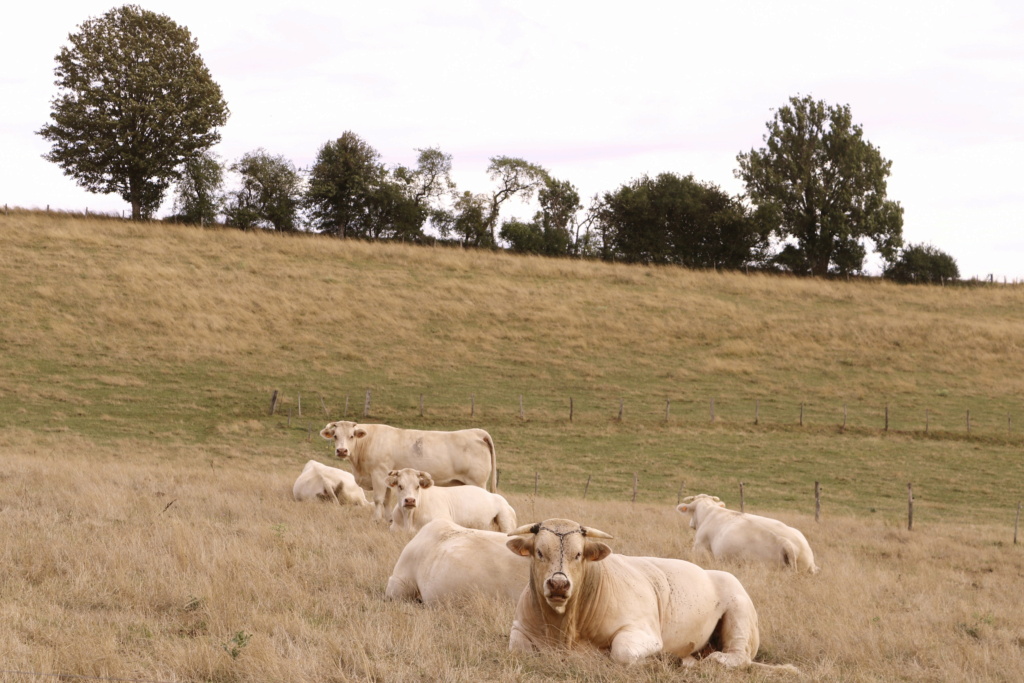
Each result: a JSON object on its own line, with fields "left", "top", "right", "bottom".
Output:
{"left": 386, "top": 519, "right": 529, "bottom": 603}
{"left": 386, "top": 468, "right": 517, "bottom": 533}
{"left": 505, "top": 518, "right": 798, "bottom": 672}
{"left": 677, "top": 494, "right": 819, "bottom": 573}
{"left": 292, "top": 460, "right": 371, "bottom": 508}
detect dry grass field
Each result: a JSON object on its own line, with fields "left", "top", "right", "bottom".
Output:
{"left": 1, "top": 212, "right": 1023, "bottom": 680}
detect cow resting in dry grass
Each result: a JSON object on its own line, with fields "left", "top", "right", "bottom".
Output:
{"left": 505, "top": 518, "right": 799, "bottom": 673}
{"left": 320, "top": 421, "right": 497, "bottom": 521}
{"left": 292, "top": 460, "right": 371, "bottom": 507}
{"left": 386, "top": 519, "right": 529, "bottom": 603}
{"left": 676, "top": 494, "right": 819, "bottom": 574}
{"left": 386, "top": 468, "right": 517, "bottom": 533}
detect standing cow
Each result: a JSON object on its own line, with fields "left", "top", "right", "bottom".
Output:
{"left": 676, "top": 494, "right": 819, "bottom": 574}
{"left": 292, "top": 460, "right": 372, "bottom": 508}
{"left": 386, "top": 519, "right": 529, "bottom": 603}
{"left": 386, "top": 468, "right": 517, "bottom": 533}
{"left": 320, "top": 421, "right": 497, "bottom": 521}
{"left": 505, "top": 518, "right": 798, "bottom": 672}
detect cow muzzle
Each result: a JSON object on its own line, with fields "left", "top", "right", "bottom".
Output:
{"left": 403, "top": 497, "right": 417, "bottom": 508}
{"left": 544, "top": 572, "right": 572, "bottom": 605}
{"left": 335, "top": 448, "right": 349, "bottom": 459}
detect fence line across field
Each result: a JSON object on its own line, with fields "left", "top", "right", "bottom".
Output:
{"left": 271, "top": 389, "right": 1023, "bottom": 440}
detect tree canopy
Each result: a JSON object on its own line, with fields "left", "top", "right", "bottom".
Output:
{"left": 599, "top": 173, "right": 768, "bottom": 268}
{"left": 37, "top": 4, "right": 228, "bottom": 220}
{"left": 735, "top": 95, "right": 903, "bottom": 276}
{"left": 224, "top": 150, "right": 302, "bottom": 231}
{"left": 884, "top": 243, "right": 960, "bottom": 284}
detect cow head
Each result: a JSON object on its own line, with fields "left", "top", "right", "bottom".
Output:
{"left": 677, "top": 494, "right": 726, "bottom": 529}
{"left": 507, "top": 518, "right": 613, "bottom": 614}
{"left": 319, "top": 421, "right": 367, "bottom": 460}
{"left": 385, "top": 468, "right": 433, "bottom": 509}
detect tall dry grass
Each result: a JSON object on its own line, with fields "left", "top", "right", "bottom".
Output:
{"left": 1, "top": 429, "right": 1022, "bottom": 682}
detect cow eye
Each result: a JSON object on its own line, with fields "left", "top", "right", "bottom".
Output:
{"left": 398, "top": 485, "right": 404, "bottom": 490}
{"left": 575, "top": 552, "right": 582, "bottom": 560}
{"left": 536, "top": 550, "right": 544, "bottom": 559}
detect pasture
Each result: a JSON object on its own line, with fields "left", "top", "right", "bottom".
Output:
{"left": 1, "top": 213, "right": 1023, "bottom": 680}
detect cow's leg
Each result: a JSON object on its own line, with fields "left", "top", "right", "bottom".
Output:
{"left": 704, "top": 593, "right": 759, "bottom": 668}
{"left": 369, "top": 471, "right": 389, "bottom": 521}
{"left": 609, "top": 628, "right": 663, "bottom": 664}
{"left": 509, "top": 621, "right": 539, "bottom": 653}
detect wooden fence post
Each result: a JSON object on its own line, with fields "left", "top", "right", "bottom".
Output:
{"left": 664, "top": 399, "right": 670, "bottom": 422}
{"left": 754, "top": 399, "right": 759, "bottom": 425}
{"left": 1014, "top": 501, "right": 1021, "bottom": 545}
{"left": 319, "top": 394, "right": 329, "bottom": 419}
{"left": 618, "top": 399, "right": 624, "bottom": 422}
{"left": 419, "top": 394, "right": 424, "bottom": 417}
{"left": 800, "top": 402, "right": 804, "bottom": 426}
{"left": 677, "top": 480, "right": 685, "bottom": 505}
{"left": 519, "top": 395, "right": 524, "bottom": 420}
{"left": 885, "top": 404, "right": 889, "bottom": 432}
{"left": 584, "top": 474, "right": 591, "bottom": 499}
{"left": 297, "top": 392, "right": 302, "bottom": 418}
{"left": 288, "top": 406, "right": 292, "bottom": 427}
{"left": 632, "top": 473, "right": 638, "bottom": 503}
{"left": 307, "top": 424, "right": 312, "bottom": 442}
{"left": 966, "top": 410, "right": 971, "bottom": 434}
{"left": 471, "top": 394, "right": 475, "bottom": 417}
{"left": 843, "top": 403, "right": 847, "bottom": 430}
{"left": 534, "top": 472, "right": 539, "bottom": 496}
{"left": 269, "top": 390, "right": 279, "bottom": 416}
{"left": 344, "top": 395, "right": 350, "bottom": 417}
{"left": 496, "top": 469, "right": 501, "bottom": 490}
{"left": 569, "top": 397, "right": 574, "bottom": 422}
{"left": 739, "top": 482, "right": 745, "bottom": 513}
{"left": 925, "top": 409, "right": 929, "bottom": 434}
{"left": 814, "top": 481, "right": 821, "bottom": 523}
{"left": 710, "top": 398, "right": 715, "bottom": 423}
{"left": 907, "top": 483, "right": 914, "bottom": 531}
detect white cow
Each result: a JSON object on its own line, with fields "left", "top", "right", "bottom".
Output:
{"left": 386, "top": 468, "right": 517, "bottom": 533}
{"left": 292, "top": 460, "right": 371, "bottom": 507}
{"left": 506, "top": 518, "right": 798, "bottom": 672}
{"left": 320, "top": 421, "right": 497, "bottom": 521}
{"left": 386, "top": 519, "right": 530, "bottom": 603}
{"left": 676, "top": 494, "right": 819, "bottom": 574}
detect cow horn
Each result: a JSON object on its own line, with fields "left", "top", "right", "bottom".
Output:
{"left": 581, "top": 526, "right": 613, "bottom": 539}
{"left": 508, "top": 523, "right": 541, "bottom": 537}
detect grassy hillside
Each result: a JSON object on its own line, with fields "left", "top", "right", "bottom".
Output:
{"left": 2, "top": 212, "right": 1023, "bottom": 523}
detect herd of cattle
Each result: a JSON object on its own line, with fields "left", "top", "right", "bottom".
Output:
{"left": 294, "top": 420, "right": 813, "bottom": 672}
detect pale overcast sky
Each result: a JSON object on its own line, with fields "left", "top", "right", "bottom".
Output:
{"left": 3, "top": 1, "right": 1022, "bottom": 279}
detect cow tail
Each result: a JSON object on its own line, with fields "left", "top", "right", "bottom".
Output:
{"left": 484, "top": 433, "right": 497, "bottom": 492}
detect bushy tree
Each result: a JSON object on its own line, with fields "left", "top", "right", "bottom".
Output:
{"left": 224, "top": 150, "right": 302, "bottom": 231}
{"left": 38, "top": 5, "right": 228, "bottom": 220}
{"left": 884, "top": 243, "right": 960, "bottom": 284}
{"left": 599, "top": 173, "right": 768, "bottom": 267}
{"left": 483, "top": 157, "right": 549, "bottom": 243}
{"left": 736, "top": 95, "right": 903, "bottom": 276}
{"left": 499, "top": 176, "right": 582, "bottom": 256}
{"left": 305, "top": 132, "right": 386, "bottom": 238}
{"left": 170, "top": 151, "right": 224, "bottom": 225}
{"left": 434, "top": 192, "right": 491, "bottom": 246}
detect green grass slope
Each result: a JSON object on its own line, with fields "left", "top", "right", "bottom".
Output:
{"left": 2, "top": 212, "right": 1022, "bottom": 525}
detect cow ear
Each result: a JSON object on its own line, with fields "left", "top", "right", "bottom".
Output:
{"left": 353, "top": 427, "right": 367, "bottom": 438}
{"left": 385, "top": 472, "right": 399, "bottom": 488}
{"left": 506, "top": 537, "right": 533, "bottom": 557}
{"left": 584, "top": 541, "right": 612, "bottom": 563}
{"left": 677, "top": 504, "right": 690, "bottom": 513}
{"left": 320, "top": 424, "right": 336, "bottom": 439}
{"left": 418, "top": 472, "right": 434, "bottom": 489}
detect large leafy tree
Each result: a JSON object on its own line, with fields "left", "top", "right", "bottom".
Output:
{"left": 305, "top": 132, "right": 388, "bottom": 238}
{"left": 37, "top": 5, "right": 228, "bottom": 220}
{"left": 224, "top": 150, "right": 302, "bottom": 231}
{"left": 483, "top": 157, "right": 549, "bottom": 244}
{"left": 599, "top": 172, "right": 768, "bottom": 268}
{"left": 736, "top": 95, "right": 903, "bottom": 276}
